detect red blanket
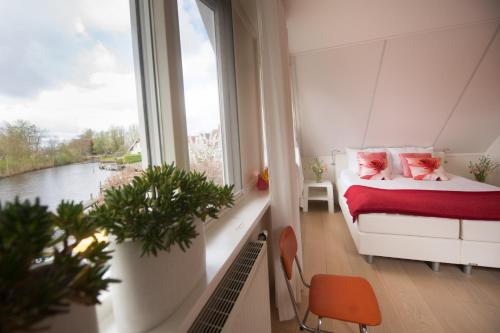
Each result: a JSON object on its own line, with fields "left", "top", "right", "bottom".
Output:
{"left": 344, "top": 185, "right": 500, "bottom": 222}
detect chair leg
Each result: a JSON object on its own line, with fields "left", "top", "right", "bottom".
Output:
{"left": 302, "top": 307, "right": 310, "bottom": 326}
{"left": 359, "top": 324, "right": 368, "bottom": 333}
{"left": 316, "top": 317, "right": 323, "bottom": 333}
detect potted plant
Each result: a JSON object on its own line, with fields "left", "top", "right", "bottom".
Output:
{"left": 468, "top": 155, "right": 499, "bottom": 183}
{"left": 311, "top": 157, "right": 327, "bottom": 182}
{"left": 0, "top": 198, "right": 117, "bottom": 333}
{"left": 92, "top": 163, "right": 234, "bottom": 333}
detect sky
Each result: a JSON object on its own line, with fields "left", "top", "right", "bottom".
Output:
{"left": 178, "top": 0, "right": 221, "bottom": 135}
{"left": 0, "top": 0, "right": 219, "bottom": 141}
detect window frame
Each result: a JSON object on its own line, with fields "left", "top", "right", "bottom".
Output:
{"left": 130, "top": 0, "right": 242, "bottom": 192}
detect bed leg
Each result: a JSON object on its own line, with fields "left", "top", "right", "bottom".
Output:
{"left": 430, "top": 262, "right": 440, "bottom": 272}
{"left": 365, "top": 255, "right": 374, "bottom": 264}
{"left": 463, "top": 264, "right": 473, "bottom": 275}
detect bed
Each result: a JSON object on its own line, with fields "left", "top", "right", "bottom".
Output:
{"left": 335, "top": 153, "right": 500, "bottom": 273}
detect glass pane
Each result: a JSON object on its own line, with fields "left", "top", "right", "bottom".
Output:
{"left": 177, "top": 0, "right": 224, "bottom": 184}
{"left": 0, "top": 1, "right": 143, "bottom": 211}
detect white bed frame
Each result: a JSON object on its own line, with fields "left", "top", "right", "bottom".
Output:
{"left": 335, "top": 154, "right": 500, "bottom": 273}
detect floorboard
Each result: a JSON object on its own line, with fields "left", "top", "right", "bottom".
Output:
{"left": 271, "top": 203, "right": 500, "bottom": 333}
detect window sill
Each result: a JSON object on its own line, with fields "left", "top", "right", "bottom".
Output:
{"left": 100, "top": 189, "right": 270, "bottom": 333}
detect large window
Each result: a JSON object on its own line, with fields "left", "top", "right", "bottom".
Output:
{"left": 176, "top": 0, "right": 241, "bottom": 189}
{"left": 178, "top": 0, "right": 224, "bottom": 184}
{"left": 0, "top": 1, "right": 143, "bottom": 210}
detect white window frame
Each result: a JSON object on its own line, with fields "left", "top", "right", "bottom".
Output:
{"left": 130, "top": 0, "right": 242, "bottom": 192}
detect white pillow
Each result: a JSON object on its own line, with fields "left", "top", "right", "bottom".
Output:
{"left": 386, "top": 147, "right": 433, "bottom": 175}
{"left": 346, "top": 147, "right": 390, "bottom": 173}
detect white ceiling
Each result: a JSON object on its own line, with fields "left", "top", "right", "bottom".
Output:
{"left": 286, "top": 0, "right": 500, "bottom": 155}
{"left": 285, "top": 0, "right": 500, "bottom": 54}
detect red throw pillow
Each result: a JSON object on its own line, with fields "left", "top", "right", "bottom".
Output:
{"left": 400, "top": 153, "right": 432, "bottom": 177}
{"left": 406, "top": 157, "right": 449, "bottom": 181}
{"left": 357, "top": 152, "right": 391, "bottom": 180}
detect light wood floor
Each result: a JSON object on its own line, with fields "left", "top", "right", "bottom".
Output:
{"left": 271, "top": 203, "right": 500, "bottom": 333}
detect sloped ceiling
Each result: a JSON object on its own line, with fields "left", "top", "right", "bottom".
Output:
{"left": 286, "top": 0, "right": 500, "bottom": 155}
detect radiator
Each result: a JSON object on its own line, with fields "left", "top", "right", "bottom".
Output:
{"left": 188, "top": 241, "right": 271, "bottom": 333}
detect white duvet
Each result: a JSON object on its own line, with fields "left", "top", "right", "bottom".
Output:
{"left": 340, "top": 169, "right": 500, "bottom": 193}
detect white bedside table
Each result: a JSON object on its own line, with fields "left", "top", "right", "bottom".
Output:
{"left": 303, "top": 180, "right": 334, "bottom": 213}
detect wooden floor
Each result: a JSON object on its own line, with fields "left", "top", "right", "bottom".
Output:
{"left": 271, "top": 203, "right": 500, "bottom": 333}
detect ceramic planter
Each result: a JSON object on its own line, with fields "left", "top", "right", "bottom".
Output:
{"left": 109, "top": 220, "right": 206, "bottom": 333}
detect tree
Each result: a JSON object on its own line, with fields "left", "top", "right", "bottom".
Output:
{"left": 0, "top": 120, "right": 43, "bottom": 159}
{"left": 80, "top": 129, "right": 95, "bottom": 155}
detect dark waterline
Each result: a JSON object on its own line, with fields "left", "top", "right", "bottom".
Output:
{"left": 0, "top": 163, "right": 116, "bottom": 211}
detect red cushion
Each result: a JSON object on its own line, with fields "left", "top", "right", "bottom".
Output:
{"left": 400, "top": 153, "right": 432, "bottom": 177}
{"left": 406, "top": 157, "right": 449, "bottom": 181}
{"left": 357, "top": 152, "right": 390, "bottom": 180}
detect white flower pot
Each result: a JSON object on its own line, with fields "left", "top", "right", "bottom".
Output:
{"left": 110, "top": 220, "right": 206, "bottom": 333}
{"left": 37, "top": 304, "right": 98, "bottom": 333}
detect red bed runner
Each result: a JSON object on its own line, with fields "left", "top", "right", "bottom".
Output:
{"left": 344, "top": 185, "right": 500, "bottom": 222}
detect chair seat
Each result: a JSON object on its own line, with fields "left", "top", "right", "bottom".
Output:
{"left": 309, "top": 274, "right": 382, "bottom": 326}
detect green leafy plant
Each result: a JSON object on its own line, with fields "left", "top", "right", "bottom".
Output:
{"left": 91, "top": 163, "right": 234, "bottom": 256}
{"left": 468, "top": 155, "right": 499, "bottom": 183}
{"left": 0, "top": 199, "right": 117, "bottom": 332}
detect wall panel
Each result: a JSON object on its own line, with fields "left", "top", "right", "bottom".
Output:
{"left": 364, "top": 23, "right": 497, "bottom": 147}
{"left": 435, "top": 31, "right": 500, "bottom": 153}
{"left": 294, "top": 42, "right": 384, "bottom": 156}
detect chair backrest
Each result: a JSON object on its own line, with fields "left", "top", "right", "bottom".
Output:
{"left": 279, "top": 226, "right": 297, "bottom": 280}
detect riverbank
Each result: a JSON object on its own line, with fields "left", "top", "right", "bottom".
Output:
{"left": 0, "top": 153, "right": 141, "bottom": 180}
{"left": 0, "top": 158, "right": 97, "bottom": 180}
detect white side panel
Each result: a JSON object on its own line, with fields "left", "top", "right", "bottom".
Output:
{"left": 358, "top": 214, "right": 459, "bottom": 239}
{"left": 461, "top": 240, "right": 500, "bottom": 268}
{"left": 462, "top": 220, "right": 500, "bottom": 242}
{"left": 358, "top": 232, "right": 461, "bottom": 264}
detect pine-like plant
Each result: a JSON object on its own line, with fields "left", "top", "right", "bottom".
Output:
{"left": 91, "top": 163, "right": 234, "bottom": 256}
{"left": 0, "top": 199, "right": 117, "bottom": 332}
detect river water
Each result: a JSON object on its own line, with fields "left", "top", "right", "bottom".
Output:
{"left": 0, "top": 163, "right": 116, "bottom": 211}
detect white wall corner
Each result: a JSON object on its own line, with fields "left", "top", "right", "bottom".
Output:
{"left": 485, "top": 135, "right": 500, "bottom": 186}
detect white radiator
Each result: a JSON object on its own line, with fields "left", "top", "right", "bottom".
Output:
{"left": 188, "top": 241, "right": 271, "bottom": 333}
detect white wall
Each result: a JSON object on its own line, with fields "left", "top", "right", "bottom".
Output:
{"left": 285, "top": 0, "right": 500, "bottom": 178}
{"left": 486, "top": 135, "right": 500, "bottom": 186}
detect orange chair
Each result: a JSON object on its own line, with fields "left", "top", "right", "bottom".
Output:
{"left": 279, "top": 226, "right": 382, "bottom": 333}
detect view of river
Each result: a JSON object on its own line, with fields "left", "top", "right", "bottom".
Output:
{"left": 0, "top": 162, "right": 116, "bottom": 211}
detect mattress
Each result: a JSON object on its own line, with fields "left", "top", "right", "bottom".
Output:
{"left": 339, "top": 170, "right": 500, "bottom": 240}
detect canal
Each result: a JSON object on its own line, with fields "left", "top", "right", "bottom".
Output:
{"left": 0, "top": 162, "right": 116, "bottom": 211}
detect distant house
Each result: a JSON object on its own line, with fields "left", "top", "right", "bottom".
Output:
{"left": 127, "top": 139, "right": 141, "bottom": 154}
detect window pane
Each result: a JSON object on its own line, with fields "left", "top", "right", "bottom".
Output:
{"left": 177, "top": 0, "right": 225, "bottom": 185}
{"left": 0, "top": 1, "right": 143, "bottom": 211}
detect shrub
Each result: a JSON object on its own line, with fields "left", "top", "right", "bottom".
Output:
{"left": 0, "top": 199, "right": 117, "bottom": 332}
{"left": 123, "top": 153, "right": 142, "bottom": 164}
{"left": 91, "top": 163, "right": 234, "bottom": 256}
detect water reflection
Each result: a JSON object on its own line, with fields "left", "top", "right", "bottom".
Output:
{"left": 0, "top": 163, "right": 115, "bottom": 211}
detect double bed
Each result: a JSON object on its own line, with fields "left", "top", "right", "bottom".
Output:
{"left": 335, "top": 153, "right": 500, "bottom": 273}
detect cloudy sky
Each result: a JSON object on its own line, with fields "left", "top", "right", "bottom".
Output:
{"left": 0, "top": 0, "right": 219, "bottom": 140}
